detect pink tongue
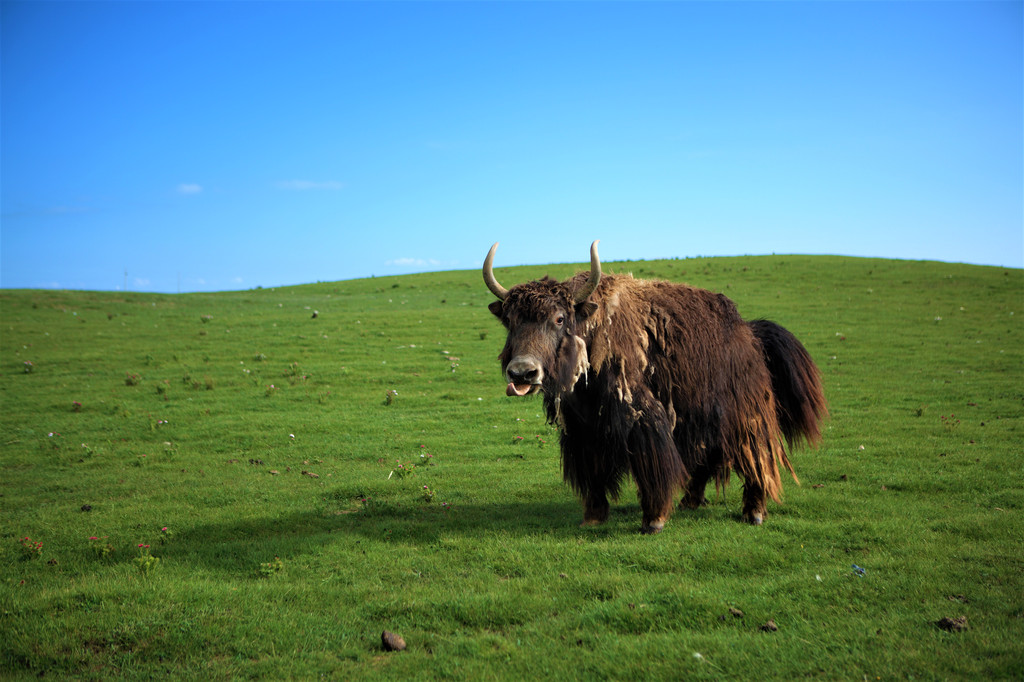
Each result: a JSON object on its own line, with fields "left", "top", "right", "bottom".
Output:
{"left": 506, "top": 382, "right": 532, "bottom": 397}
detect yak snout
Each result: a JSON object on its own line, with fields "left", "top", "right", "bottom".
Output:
{"left": 505, "top": 356, "right": 543, "bottom": 396}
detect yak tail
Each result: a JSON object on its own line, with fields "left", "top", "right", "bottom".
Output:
{"left": 749, "top": 319, "right": 829, "bottom": 450}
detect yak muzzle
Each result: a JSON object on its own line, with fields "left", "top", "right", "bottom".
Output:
{"left": 505, "top": 357, "right": 543, "bottom": 397}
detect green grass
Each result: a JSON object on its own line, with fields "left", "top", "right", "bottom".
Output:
{"left": 2, "top": 255, "right": 1022, "bottom": 680}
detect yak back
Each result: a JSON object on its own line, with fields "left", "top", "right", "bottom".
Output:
{"left": 558, "top": 272, "right": 791, "bottom": 498}
{"left": 577, "top": 272, "right": 747, "bottom": 400}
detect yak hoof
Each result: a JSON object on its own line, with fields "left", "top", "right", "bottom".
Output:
{"left": 743, "top": 512, "right": 764, "bottom": 526}
{"left": 577, "top": 509, "right": 606, "bottom": 524}
{"left": 580, "top": 505, "right": 609, "bottom": 527}
{"left": 640, "top": 522, "right": 665, "bottom": 535}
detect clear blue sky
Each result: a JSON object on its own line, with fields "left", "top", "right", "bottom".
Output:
{"left": 2, "top": 1, "right": 1021, "bottom": 292}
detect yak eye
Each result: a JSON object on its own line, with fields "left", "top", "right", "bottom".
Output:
{"left": 555, "top": 314, "right": 565, "bottom": 326}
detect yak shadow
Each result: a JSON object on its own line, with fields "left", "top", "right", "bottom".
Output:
{"left": 156, "top": 497, "right": 628, "bottom": 574}
{"left": 154, "top": 487, "right": 763, "bottom": 574}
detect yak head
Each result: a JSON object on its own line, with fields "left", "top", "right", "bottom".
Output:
{"left": 483, "top": 241, "right": 601, "bottom": 397}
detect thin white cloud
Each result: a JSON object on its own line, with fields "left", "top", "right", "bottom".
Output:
{"left": 276, "top": 180, "right": 345, "bottom": 191}
{"left": 178, "top": 183, "right": 203, "bottom": 194}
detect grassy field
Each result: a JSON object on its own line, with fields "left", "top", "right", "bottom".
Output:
{"left": 1, "top": 254, "right": 1021, "bottom": 680}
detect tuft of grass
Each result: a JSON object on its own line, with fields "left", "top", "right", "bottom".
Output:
{"left": 1, "top": 256, "right": 1021, "bottom": 679}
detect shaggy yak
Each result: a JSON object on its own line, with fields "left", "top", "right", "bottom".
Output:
{"left": 484, "top": 241, "right": 827, "bottom": 534}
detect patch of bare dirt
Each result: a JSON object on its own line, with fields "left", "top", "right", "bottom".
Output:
{"left": 936, "top": 616, "right": 967, "bottom": 632}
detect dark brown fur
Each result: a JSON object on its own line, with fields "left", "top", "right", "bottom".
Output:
{"left": 489, "top": 269, "right": 827, "bottom": 533}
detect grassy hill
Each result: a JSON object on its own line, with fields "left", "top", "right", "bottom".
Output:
{"left": 2, "top": 255, "right": 1021, "bottom": 679}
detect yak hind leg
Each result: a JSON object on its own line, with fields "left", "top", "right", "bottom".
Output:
{"left": 741, "top": 482, "right": 768, "bottom": 526}
{"left": 733, "top": 411, "right": 785, "bottom": 526}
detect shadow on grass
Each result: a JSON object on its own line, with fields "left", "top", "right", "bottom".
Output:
{"left": 155, "top": 486, "right": 760, "bottom": 575}
{"left": 159, "top": 497, "right": 618, "bottom": 573}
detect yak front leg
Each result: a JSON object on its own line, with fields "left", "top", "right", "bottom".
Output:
{"left": 679, "top": 467, "right": 711, "bottom": 510}
{"left": 633, "top": 444, "right": 681, "bottom": 534}
{"left": 639, "top": 497, "right": 674, "bottom": 535}
{"left": 578, "top": 455, "right": 624, "bottom": 527}
{"left": 580, "top": 493, "right": 610, "bottom": 527}
{"left": 628, "top": 396, "right": 685, "bottom": 535}
{"left": 561, "top": 433, "right": 621, "bottom": 529}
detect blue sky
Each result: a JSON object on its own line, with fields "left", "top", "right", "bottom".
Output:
{"left": 2, "top": 1, "right": 1021, "bottom": 292}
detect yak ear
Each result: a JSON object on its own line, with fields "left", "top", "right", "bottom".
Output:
{"left": 488, "top": 300, "right": 504, "bottom": 318}
{"left": 575, "top": 301, "right": 598, "bottom": 319}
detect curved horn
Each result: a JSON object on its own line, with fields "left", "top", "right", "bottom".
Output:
{"left": 483, "top": 242, "right": 509, "bottom": 300}
{"left": 573, "top": 240, "right": 602, "bottom": 303}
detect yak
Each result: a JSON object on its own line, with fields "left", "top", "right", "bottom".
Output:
{"left": 484, "top": 241, "right": 827, "bottom": 534}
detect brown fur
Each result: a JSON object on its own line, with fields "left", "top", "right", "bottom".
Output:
{"left": 489, "top": 269, "right": 828, "bottom": 533}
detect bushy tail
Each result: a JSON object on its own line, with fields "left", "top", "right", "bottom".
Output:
{"left": 749, "top": 319, "right": 828, "bottom": 450}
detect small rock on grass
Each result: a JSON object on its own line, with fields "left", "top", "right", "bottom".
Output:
{"left": 936, "top": 616, "right": 967, "bottom": 632}
{"left": 759, "top": 619, "right": 778, "bottom": 632}
{"left": 718, "top": 607, "right": 744, "bottom": 622}
{"left": 381, "top": 630, "right": 406, "bottom": 651}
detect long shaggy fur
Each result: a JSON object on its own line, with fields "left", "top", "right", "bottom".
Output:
{"left": 491, "top": 270, "right": 827, "bottom": 531}
{"left": 748, "top": 319, "right": 829, "bottom": 450}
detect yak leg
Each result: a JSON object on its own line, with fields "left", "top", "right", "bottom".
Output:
{"left": 638, "top": 460, "right": 677, "bottom": 534}
{"left": 741, "top": 482, "right": 768, "bottom": 525}
{"left": 679, "top": 469, "right": 710, "bottom": 510}
{"left": 561, "top": 422, "right": 622, "bottom": 528}
{"left": 580, "top": 493, "right": 610, "bottom": 527}
{"left": 579, "top": 464, "right": 622, "bottom": 527}
{"left": 630, "top": 404, "right": 684, "bottom": 535}
{"left": 562, "top": 438, "right": 620, "bottom": 528}
{"left": 579, "top": 457, "right": 625, "bottom": 527}
{"left": 736, "top": 424, "right": 783, "bottom": 526}
{"left": 639, "top": 496, "right": 675, "bottom": 535}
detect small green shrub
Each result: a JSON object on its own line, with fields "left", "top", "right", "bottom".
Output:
{"left": 258, "top": 556, "right": 284, "bottom": 577}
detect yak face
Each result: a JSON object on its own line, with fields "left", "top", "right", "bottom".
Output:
{"left": 484, "top": 242, "right": 602, "bottom": 398}
{"left": 489, "top": 280, "right": 594, "bottom": 396}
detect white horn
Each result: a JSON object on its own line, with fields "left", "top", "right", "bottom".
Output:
{"left": 573, "top": 240, "right": 602, "bottom": 303}
{"left": 483, "top": 242, "right": 509, "bottom": 300}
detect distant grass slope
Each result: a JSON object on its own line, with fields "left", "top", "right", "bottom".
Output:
{"left": 1, "top": 255, "right": 1021, "bottom": 680}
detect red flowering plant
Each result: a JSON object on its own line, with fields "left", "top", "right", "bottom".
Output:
{"left": 134, "top": 543, "right": 160, "bottom": 575}
{"left": 89, "top": 536, "right": 114, "bottom": 558}
{"left": 19, "top": 536, "right": 43, "bottom": 559}
{"left": 158, "top": 526, "right": 174, "bottom": 545}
